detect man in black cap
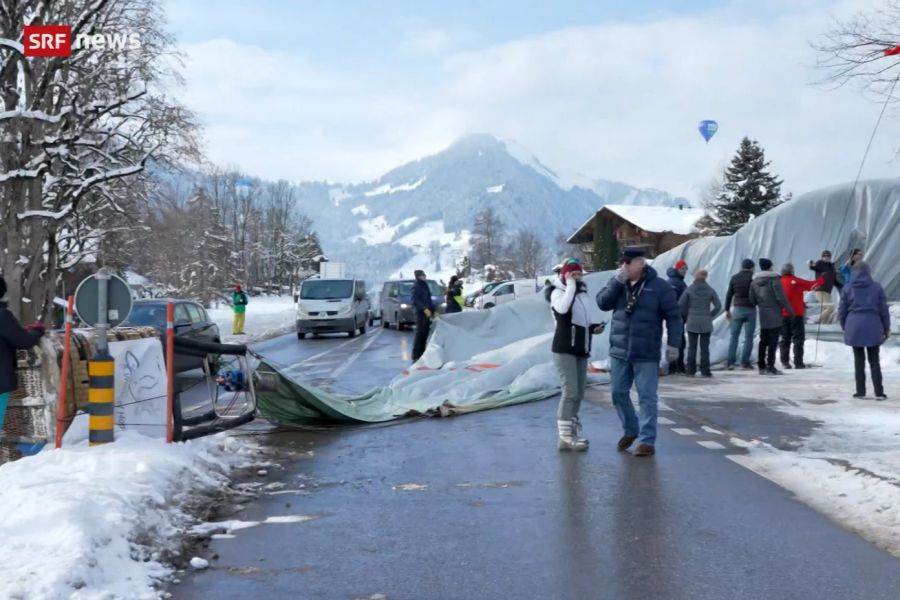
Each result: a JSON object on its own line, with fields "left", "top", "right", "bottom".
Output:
{"left": 0, "top": 276, "right": 45, "bottom": 433}
{"left": 596, "top": 248, "right": 682, "bottom": 457}
{"left": 411, "top": 269, "right": 436, "bottom": 362}
{"left": 808, "top": 250, "right": 842, "bottom": 323}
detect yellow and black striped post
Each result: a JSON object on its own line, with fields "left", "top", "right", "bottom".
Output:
{"left": 88, "top": 352, "right": 115, "bottom": 445}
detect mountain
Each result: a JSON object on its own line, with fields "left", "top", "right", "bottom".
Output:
{"left": 290, "top": 134, "right": 691, "bottom": 284}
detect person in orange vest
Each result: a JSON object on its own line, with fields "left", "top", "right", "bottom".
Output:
{"left": 779, "top": 263, "right": 821, "bottom": 369}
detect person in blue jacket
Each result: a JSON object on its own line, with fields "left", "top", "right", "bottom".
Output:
{"left": 411, "top": 269, "right": 436, "bottom": 362}
{"left": 839, "top": 248, "right": 864, "bottom": 287}
{"left": 596, "top": 248, "right": 682, "bottom": 457}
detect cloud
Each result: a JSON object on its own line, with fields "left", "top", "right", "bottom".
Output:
{"left": 401, "top": 28, "right": 452, "bottom": 55}
{"left": 177, "top": 0, "right": 900, "bottom": 199}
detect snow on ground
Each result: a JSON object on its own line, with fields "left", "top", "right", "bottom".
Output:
{"left": 208, "top": 295, "right": 296, "bottom": 343}
{"left": 328, "top": 186, "right": 350, "bottom": 207}
{"left": 0, "top": 432, "right": 255, "bottom": 600}
{"left": 354, "top": 215, "right": 419, "bottom": 245}
{"left": 486, "top": 184, "right": 504, "bottom": 193}
{"left": 351, "top": 204, "right": 369, "bottom": 216}
{"left": 363, "top": 176, "right": 426, "bottom": 197}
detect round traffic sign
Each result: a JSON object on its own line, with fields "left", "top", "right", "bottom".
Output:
{"left": 74, "top": 272, "right": 133, "bottom": 328}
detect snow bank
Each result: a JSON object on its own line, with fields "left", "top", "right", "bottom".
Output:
{"left": 0, "top": 432, "right": 252, "bottom": 600}
{"left": 208, "top": 295, "right": 295, "bottom": 343}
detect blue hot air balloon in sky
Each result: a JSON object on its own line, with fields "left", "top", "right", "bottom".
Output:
{"left": 698, "top": 119, "right": 718, "bottom": 143}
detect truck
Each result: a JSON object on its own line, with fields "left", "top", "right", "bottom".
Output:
{"left": 319, "top": 261, "right": 346, "bottom": 279}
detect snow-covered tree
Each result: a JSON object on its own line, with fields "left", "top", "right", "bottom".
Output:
{"left": 699, "top": 138, "right": 785, "bottom": 236}
{"left": 0, "top": 0, "right": 198, "bottom": 319}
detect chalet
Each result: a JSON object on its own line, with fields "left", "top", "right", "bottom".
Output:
{"left": 567, "top": 204, "right": 705, "bottom": 267}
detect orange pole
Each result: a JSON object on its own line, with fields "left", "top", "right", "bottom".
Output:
{"left": 54, "top": 296, "right": 75, "bottom": 449}
{"left": 166, "top": 301, "right": 175, "bottom": 443}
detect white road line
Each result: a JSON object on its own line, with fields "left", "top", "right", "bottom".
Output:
{"left": 285, "top": 333, "right": 371, "bottom": 372}
{"left": 701, "top": 426, "right": 724, "bottom": 435}
{"left": 671, "top": 428, "right": 697, "bottom": 436}
{"left": 331, "top": 329, "right": 383, "bottom": 379}
{"left": 697, "top": 440, "right": 726, "bottom": 450}
{"left": 658, "top": 417, "right": 676, "bottom": 425}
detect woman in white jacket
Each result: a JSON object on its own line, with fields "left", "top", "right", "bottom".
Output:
{"left": 549, "top": 258, "right": 605, "bottom": 450}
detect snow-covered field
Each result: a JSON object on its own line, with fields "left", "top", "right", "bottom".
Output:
{"left": 0, "top": 432, "right": 257, "bottom": 600}
{"left": 208, "top": 295, "right": 296, "bottom": 343}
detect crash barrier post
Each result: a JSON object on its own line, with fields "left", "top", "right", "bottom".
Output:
{"left": 166, "top": 301, "right": 175, "bottom": 444}
{"left": 55, "top": 296, "right": 75, "bottom": 449}
{"left": 88, "top": 351, "right": 115, "bottom": 446}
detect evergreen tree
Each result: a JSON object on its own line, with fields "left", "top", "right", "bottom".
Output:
{"left": 592, "top": 217, "right": 619, "bottom": 271}
{"left": 701, "top": 138, "right": 785, "bottom": 236}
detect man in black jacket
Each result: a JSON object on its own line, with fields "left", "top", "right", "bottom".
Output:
{"left": 411, "top": 270, "right": 435, "bottom": 362}
{"left": 809, "top": 250, "right": 842, "bottom": 324}
{"left": 725, "top": 259, "right": 756, "bottom": 369}
{"left": 0, "top": 276, "right": 45, "bottom": 432}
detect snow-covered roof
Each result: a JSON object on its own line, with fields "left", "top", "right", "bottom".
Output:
{"left": 601, "top": 204, "right": 705, "bottom": 235}
{"left": 568, "top": 204, "right": 705, "bottom": 243}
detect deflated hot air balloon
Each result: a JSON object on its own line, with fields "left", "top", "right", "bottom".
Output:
{"left": 698, "top": 120, "right": 718, "bottom": 143}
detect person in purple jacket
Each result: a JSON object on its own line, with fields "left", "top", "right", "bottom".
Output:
{"left": 838, "top": 261, "right": 890, "bottom": 400}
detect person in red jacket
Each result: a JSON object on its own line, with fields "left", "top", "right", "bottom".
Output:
{"left": 780, "top": 263, "right": 821, "bottom": 369}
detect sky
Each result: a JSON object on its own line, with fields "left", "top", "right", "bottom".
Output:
{"left": 163, "top": 0, "right": 900, "bottom": 200}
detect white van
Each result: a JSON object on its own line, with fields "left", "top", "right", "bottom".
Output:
{"left": 296, "top": 278, "right": 370, "bottom": 339}
{"left": 476, "top": 279, "right": 538, "bottom": 309}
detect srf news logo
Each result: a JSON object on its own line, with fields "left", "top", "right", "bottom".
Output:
{"left": 24, "top": 25, "right": 140, "bottom": 57}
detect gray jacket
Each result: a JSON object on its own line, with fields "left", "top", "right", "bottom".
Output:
{"left": 749, "top": 271, "right": 794, "bottom": 329}
{"left": 679, "top": 280, "right": 722, "bottom": 334}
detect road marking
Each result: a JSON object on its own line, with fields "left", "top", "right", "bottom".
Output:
{"left": 658, "top": 416, "right": 676, "bottom": 425}
{"left": 285, "top": 331, "right": 373, "bottom": 372}
{"left": 697, "top": 440, "right": 726, "bottom": 450}
{"left": 331, "top": 329, "right": 383, "bottom": 379}
{"left": 701, "top": 426, "right": 724, "bottom": 435}
{"left": 671, "top": 428, "right": 697, "bottom": 436}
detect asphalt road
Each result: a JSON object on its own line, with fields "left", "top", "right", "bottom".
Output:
{"left": 174, "top": 326, "right": 900, "bottom": 600}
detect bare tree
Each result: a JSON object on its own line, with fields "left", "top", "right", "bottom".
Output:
{"left": 509, "top": 230, "right": 546, "bottom": 278}
{"left": 0, "top": 0, "right": 198, "bottom": 320}
{"left": 815, "top": 2, "right": 900, "bottom": 100}
{"left": 471, "top": 207, "right": 505, "bottom": 269}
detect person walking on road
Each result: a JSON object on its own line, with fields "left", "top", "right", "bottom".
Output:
{"left": 445, "top": 275, "right": 464, "bottom": 314}
{"left": 549, "top": 258, "right": 606, "bottom": 451}
{"left": 679, "top": 269, "right": 722, "bottom": 377}
{"left": 0, "top": 276, "right": 45, "bottom": 432}
{"left": 725, "top": 259, "right": 757, "bottom": 370}
{"left": 749, "top": 258, "right": 794, "bottom": 375}
{"left": 839, "top": 248, "right": 864, "bottom": 286}
{"left": 779, "top": 263, "right": 820, "bottom": 369}
{"left": 809, "top": 250, "right": 842, "bottom": 324}
{"left": 839, "top": 261, "right": 890, "bottom": 400}
{"left": 666, "top": 260, "right": 688, "bottom": 374}
{"left": 597, "top": 248, "right": 682, "bottom": 457}
{"left": 232, "top": 284, "right": 248, "bottom": 335}
{"left": 411, "top": 269, "right": 436, "bottom": 362}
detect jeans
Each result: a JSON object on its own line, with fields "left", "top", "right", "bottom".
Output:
{"left": 610, "top": 356, "right": 659, "bottom": 445}
{"left": 758, "top": 327, "right": 780, "bottom": 370}
{"left": 853, "top": 346, "right": 884, "bottom": 396}
{"left": 553, "top": 354, "right": 588, "bottom": 420}
{"left": 727, "top": 306, "right": 756, "bottom": 366}
{"left": 412, "top": 312, "right": 431, "bottom": 361}
{"left": 0, "top": 392, "right": 8, "bottom": 431}
{"left": 780, "top": 316, "right": 806, "bottom": 366}
{"left": 686, "top": 332, "right": 711, "bottom": 375}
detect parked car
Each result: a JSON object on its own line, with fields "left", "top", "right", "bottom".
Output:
{"left": 296, "top": 278, "right": 370, "bottom": 339}
{"left": 381, "top": 279, "right": 446, "bottom": 330}
{"left": 121, "top": 299, "right": 221, "bottom": 372}
{"left": 475, "top": 280, "right": 538, "bottom": 309}
{"left": 465, "top": 281, "right": 507, "bottom": 307}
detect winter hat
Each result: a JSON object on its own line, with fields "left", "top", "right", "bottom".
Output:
{"left": 781, "top": 263, "right": 795, "bottom": 276}
{"left": 0, "top": 276, "right": 6, "bottom": 300}
{"left": 414, "top": 269, "right": 426, "bottom": 278}
{"left": 741, "top": 259, "right": 755, "bottom": 270}
{"left": 675, "top": 260, "right": 688, "bottom": 271}
{"left": 759, "top": 258, "right": 773, "bottom": 271}
{"left": 559, "top": 258, "right": 583, "bottom": 282}
{"left": 235, "top": 284, "right": 242, "bottom": 291}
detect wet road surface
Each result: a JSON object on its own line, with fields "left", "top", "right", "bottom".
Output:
{"left": 174, "top": 327, "right": 900, "bottom": 600}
